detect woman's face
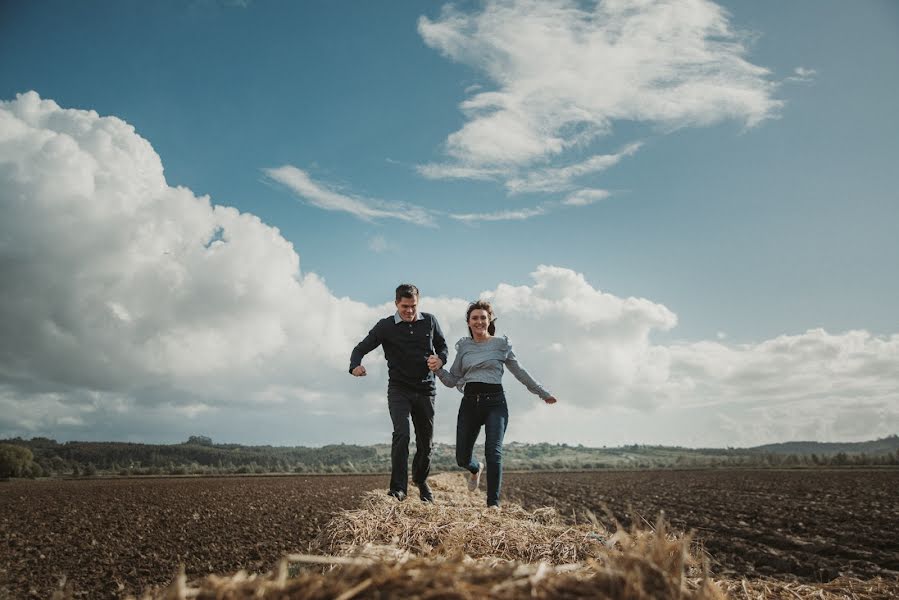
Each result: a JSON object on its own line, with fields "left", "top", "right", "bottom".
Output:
{"left": 468, "top": 308, "right": 491, "bottom": 337}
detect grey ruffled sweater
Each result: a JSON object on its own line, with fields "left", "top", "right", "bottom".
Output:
{"left": 436, "top": 335, "right": 551, "bottom": 399}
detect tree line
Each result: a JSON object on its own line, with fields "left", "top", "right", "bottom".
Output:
{"left": 1, "top": 435, "right": 897, "bottom": 479}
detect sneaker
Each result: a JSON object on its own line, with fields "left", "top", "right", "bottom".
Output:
{"left": 417, "top": 481, "right": 434, "bottom": 503}
{"left": 488, "top": 504, "right": 501, "bottom": 511}
{"left": 468, "top": 464, "right": 483, "bottom": 491}
{"left": 387, "top": 489, "right": 407, "bottom": 502}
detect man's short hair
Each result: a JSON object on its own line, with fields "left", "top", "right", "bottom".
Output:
{"left": 395, "top": 283, "right": 420, "bottom": 302}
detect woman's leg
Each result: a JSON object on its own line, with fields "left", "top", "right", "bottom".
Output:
{"left": 455, "top": 396, "right": 481, "bottom": 473}
{"left": 483, "top": 395, "right": 509, "bottom": 506}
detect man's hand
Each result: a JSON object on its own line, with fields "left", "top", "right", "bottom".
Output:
{"left": 351, "top": 365, "right": 367, "bottom": 377}
{"left": 544, "top": 396, "right": 558, "bottom": 404}
{"left": 427, "top": 355, "right": 443, "bottom": 372}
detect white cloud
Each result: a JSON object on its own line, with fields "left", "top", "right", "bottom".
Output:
{"left": 786, "top": 66, "right": 817, "bottom": 83}
{"left": 480, "top": 265, "right": 679, "bottom": 408}
{"left": 264, "top": 165, "right": 435, "bottom": 226}
{"left": 449, "top": 205, "right": 547, "bottom": 222}
{"left": 416, "top": 163, "right": 507, "bottom": 181}
{"left": 563, "top": 188, "right": 610, "bottom": 206}
{"left": 1, "top": 93, "right": 895, "bottom": 449}
{"left": 418, "top": 0, "right": 781, "bottom": 173}
{"left": 0, "top": 92, "right": 381, "bottom": 434}
{"left": 368, "top": 235, "right": 390, "bottom": 253}
{"left": 506, "top": 143, "right": 641, "bottom": 194}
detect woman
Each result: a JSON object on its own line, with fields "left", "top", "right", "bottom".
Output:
{"left": 431, "top": 300, "right": 557, "bottom": 507}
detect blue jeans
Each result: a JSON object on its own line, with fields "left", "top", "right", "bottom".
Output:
{"left": 387, "top": 385, "right": 435, "bottom": 493}
{"left": 456, "top": 391, "right": 509, "bottom": 506}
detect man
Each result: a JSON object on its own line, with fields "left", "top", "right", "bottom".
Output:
{"left": 349, "top": 283, "right": 448, "bottom": 502}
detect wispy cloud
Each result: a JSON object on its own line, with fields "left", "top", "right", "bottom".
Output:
{"left": 506, "top": 143, "right": 641, "bottom": 193}
{"left": 265, "top": 165, "right": 607, "bottom": 227}
{"left": 786, "top": 66, "right": 817, "bottom": 83}
{"left": 449, "top": 205, "right": 547, "bottom": 223}
{"left": 562, "top": 188, "right": 610, "bottom": 206}
{"left": 416, "top": 163, "right": 507, "bottom": 181}
{"left": 368, "top": 235, "right": 389, "bottom": 253}
{"left": 264, "top": 165, "right": 435, "bottom": 226}
{"left": 418, "top": 0, "right": 781, "bottom": 174}
{"left": 448, "top": 189, "right": 610, "bottom": 223}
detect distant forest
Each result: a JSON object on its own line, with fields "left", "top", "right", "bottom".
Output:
{"left": 1, "top": 434, "right": 897, "bottom": 478}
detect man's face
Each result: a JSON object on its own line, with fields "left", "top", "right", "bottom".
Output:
{"left": 395, "top": 296, "right": 419, "bottom": 322}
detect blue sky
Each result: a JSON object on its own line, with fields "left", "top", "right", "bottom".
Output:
{"left": 1, "top": 0, "right": 897, "bottom": 447}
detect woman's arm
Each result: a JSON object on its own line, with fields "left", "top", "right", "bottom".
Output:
{"left": 435, "top": 343, "right": 465, "bottom": 388}
{"left": 505, "top": 345, "right": 552, "bottom": 400}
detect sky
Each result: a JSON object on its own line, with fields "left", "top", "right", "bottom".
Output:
{"left": 1, "top": 0, "right": 897, "bottom": 449}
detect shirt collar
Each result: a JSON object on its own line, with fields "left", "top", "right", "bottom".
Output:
{"left": 394, "top": 311, "right": 424, "bottom": 324}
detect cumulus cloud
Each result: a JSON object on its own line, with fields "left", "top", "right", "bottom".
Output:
{"left": 439, "top": 275, "right": 899, "bottom": 447}
{"left": 1, "top": 92, "right": 895, "bottom": 448}
{"left": 0, "top": 92, "right": 383, "bottom": 439}
{"left": 264, "top": 165, "right": 435, "bottom": 226}
{"left": 479, "top": 265, "right": 678, "bottom": 409}
{"left": 665, "top": 329, "right": 899, "bottom": 411}
{"left": 418, "top": 0, "right": 781, "bottom": 177}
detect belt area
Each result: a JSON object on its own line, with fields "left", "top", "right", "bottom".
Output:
{"left": 466, "top": 392, "right": 504, "bottom": 401}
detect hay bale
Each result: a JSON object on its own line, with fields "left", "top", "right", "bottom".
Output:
{"left": 142, "top": 551, "right": 723, "bottom": 600}
{"left": 313, "top": 472, "right": 636, "bottom": 565}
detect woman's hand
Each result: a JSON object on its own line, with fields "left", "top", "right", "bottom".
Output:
{"left": 544, "top": 396, "right": 557, "bottom": 404}
{"left": 427, "top": 355, "right": 443, "bottom": 372}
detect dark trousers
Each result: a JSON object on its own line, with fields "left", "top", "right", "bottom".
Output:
{"left": 456, "top": 391, "right": 509, "bottom": 506}
{"left": 387, "top": 385, "right": 435, "bottom": 493}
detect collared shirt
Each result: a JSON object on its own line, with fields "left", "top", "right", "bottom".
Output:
{"left": 350, "top": 311, "right": 449, "bottom": 391}
{"left": 393, "top": 311, "right": 424, "bottom": 324}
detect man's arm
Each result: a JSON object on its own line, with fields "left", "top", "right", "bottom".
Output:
{"left": 349, "top": 322, "right": 383, "bottom": 375}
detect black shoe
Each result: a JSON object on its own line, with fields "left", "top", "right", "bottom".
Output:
{"left": 387, "top": 489, "right": 406, "bottom": 502}
{"left": 416, "top": 481, "right": 434, "bottom": 503}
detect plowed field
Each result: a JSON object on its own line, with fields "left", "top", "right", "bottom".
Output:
{"left": 0, "top": 474, "right": 383, "bottom": 598}
{"left": 505, "top": 469, "right": 899, "bottom": 583}
{"left": 2, "top": 469, "right": 897, "bottom": 598}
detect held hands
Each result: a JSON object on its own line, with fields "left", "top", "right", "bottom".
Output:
{"left": 351, "top": 365, "right": 367, "bottom": 377}
{"left": 427, "top": 355, "right": 443, "bottom": 372}
{"left": 544, "top": 396, "right": 558, "bottom": 405}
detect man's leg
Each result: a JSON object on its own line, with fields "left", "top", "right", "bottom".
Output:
{"left": 387, "top": 386, "right": 412, "bottom": 496}
{"left": 483, "top": 395, "right": 509, "bottom": 507}
{"left": 409, "top": 390, "right": 436, "bottom": 490}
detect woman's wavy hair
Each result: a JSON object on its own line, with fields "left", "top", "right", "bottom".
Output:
{"left": 466, "top": 300, "right": 496, "bottom": 338}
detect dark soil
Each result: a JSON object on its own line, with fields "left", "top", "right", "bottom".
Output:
{"left": 505, "top": 469, "right": 899, "bottom": 583}
{"left": 0, "top": 474, "right": 383, "bottom": 598}
{"left": 3, "top": 469, "right": 897, "bottom": 598}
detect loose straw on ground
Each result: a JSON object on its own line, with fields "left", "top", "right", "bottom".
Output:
{"left": 131, "top": 473, "right": 899, "bottom": 600}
